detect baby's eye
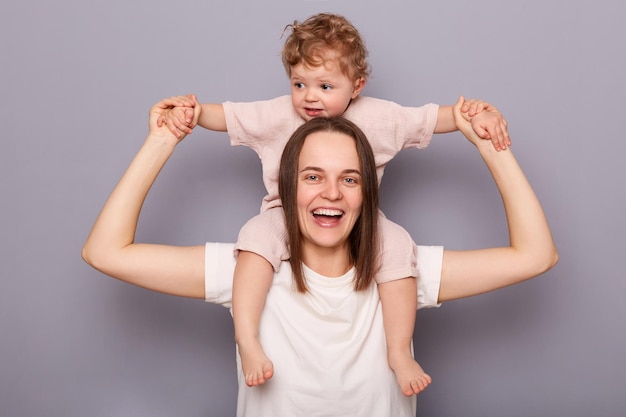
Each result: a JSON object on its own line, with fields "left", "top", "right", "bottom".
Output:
{"left": 294, "top": 82, "right": 305, "bottom": 89}
{"left": 321, "top": 84, "right": 332, "bottom": 90}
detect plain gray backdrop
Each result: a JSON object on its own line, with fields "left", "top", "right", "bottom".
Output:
{"left": 2, "top": 0, "right": 624, "bottom": 416}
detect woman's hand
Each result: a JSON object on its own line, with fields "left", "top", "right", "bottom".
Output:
{"left": 460, "top": 97, "right": 510, "bottom": 151}
{"left": 152, "top": 95, "right": 200, "bottom": 141}
{"left": 453, "top": 96, "right": 484, "bottom": 148}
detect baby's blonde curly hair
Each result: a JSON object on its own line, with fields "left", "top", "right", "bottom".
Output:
{"left": 282, "top": 13, "right": 371, "bottom": 81}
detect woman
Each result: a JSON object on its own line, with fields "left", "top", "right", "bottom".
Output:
{"left": 82, "top": 97, "right": 557, "bottom": 416}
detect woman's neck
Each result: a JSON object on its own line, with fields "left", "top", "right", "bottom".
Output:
{"left": 301, "top": 244, "right": 353, "bottom": 278}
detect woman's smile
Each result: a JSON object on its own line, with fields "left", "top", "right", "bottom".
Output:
{"left": 312, "top": 208, "right": 344, "bottom": 226}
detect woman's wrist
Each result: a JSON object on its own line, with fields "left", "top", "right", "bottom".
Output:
{"left": 144, "top": 132, "right": 179, "bottom": 153}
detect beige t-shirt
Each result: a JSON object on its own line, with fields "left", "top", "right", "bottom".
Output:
{"left": 223, "top": 95, "right": 439, "bottom": 211}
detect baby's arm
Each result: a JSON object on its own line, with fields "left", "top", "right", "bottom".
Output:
{"left": 157, "top": 94, "right": 227, "bottom": 138}
{"left": 435, "top": 99, "right": 511, "bottom": 151}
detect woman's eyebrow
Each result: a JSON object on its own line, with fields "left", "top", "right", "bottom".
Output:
{"left": 299, "top": 166, "right": 361, "bottom": 176}
{"left": 342, "top": 168, "right": 362, "bottom": 176}
{"left": 299, "top": 166, "right": 323, "bottom": 173}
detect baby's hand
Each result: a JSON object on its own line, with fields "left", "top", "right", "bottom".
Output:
{"left": 156, "top": 94, "right": 198, "bottom": 138}
{"left": 461, "top": 98, "right": 490, "bottom": 119}
{"left": 461, "top": 99, "right": 511, "bottom": 151}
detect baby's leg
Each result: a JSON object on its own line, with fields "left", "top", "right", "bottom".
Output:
{"left": 233, "top": 252, "right": 274, "bottom": 387}
{"left": 376, "top": 213, "right": 431, "bottom": 395}
{"left": 379, "top": 278, "right": 432, "bottom": 396}
{"left": 233, "top": 208, "right": 289, "bottom": 387}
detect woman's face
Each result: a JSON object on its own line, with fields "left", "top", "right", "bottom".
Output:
{"left": 296, "top": 130, "right": 363, "bottom": 254}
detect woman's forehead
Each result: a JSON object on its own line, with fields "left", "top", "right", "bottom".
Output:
{"left": 298, "top": 131, "right": 359, "bottom": 170}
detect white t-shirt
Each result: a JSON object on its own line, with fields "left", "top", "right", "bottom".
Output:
{"left": 205, "top": 243, "right": 443, "bottom": 417}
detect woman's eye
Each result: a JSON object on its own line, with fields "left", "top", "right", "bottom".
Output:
{"left": 344, "top": 177, "right": 358, "bottom": 184}
{"left": 305, "top": 175, "right": 319, "bottom": 181}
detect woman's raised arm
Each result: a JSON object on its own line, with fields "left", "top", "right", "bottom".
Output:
{"left": 438, "top": 98, "right": 558, "bottom": 303}
{"left": 82, "top": 99, "right": 205, "bottom": 299}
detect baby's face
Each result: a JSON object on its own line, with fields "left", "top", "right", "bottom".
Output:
{"left": 289, "top": 60, "right": 363, "bottom": 121}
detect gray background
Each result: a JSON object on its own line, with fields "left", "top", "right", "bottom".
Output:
{"left": 2, "top": 0, "right": 624, "bottom": 416}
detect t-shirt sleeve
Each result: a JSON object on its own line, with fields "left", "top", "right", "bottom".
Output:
{"left": 222, "top": 96, "right": 298, "bottom": 151}
{"left": 385, "top": 102, "right": 439, "bottom": 150}
{"left": 416, "top": 245, "right": 443, "bottom": 309}
{"left": 344, "top": 97, "right": 439, "bottom": 154}
{"left": 204, "top": 242, "right": 236, "bottom": 308}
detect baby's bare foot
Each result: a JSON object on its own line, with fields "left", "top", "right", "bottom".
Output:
{"left": 238, "top": 339, "right": 274, "bottom": 387}
{"left": 388, "top": 350, "right": 432, "bottom": 396}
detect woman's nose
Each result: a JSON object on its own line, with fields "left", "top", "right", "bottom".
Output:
{"left": 321, "top": 181, "right": 342, "bottom": 200}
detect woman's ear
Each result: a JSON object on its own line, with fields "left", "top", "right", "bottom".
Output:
{"left": 352, "top": 77, "right": 366, "bottom": 98}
